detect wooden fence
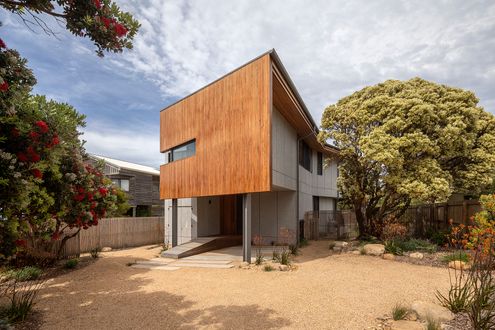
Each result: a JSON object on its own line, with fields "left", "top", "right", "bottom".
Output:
{"left": 60, "top": 217, "right": 164, "bottom": 258}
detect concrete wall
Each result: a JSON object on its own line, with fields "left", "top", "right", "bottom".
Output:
{"left": 250, "top": 191, "right": 297, "bottom": 245}
{"left": 271, "top": 107, "right": 297, "bottom": 190}
{"left": 196, "top": 196, "right": 221, "bottom": 237}
{"left": 164, "top": 198, "right": 196, "bottom": 245}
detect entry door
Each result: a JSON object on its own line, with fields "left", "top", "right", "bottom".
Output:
{"left": 220, "top": 195, "right": 242, "bottom": 235}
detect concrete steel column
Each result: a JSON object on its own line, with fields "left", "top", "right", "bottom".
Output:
{"left": 242, "top": 194, "right": 252, "bottom": 263}
{"left": 172, "top": 198, "right": 178, "bottom": 247}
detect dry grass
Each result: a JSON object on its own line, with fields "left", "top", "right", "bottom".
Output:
{"left": 35, "top": 241, "right": 450, "bottom": 329}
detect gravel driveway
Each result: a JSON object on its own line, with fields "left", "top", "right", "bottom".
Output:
{"left": 37, "top": 241, "right": 450, "bottom": 330}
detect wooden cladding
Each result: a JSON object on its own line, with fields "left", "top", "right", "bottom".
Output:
{"left": 160, "top": 54, "right": 272, "bottom": 199}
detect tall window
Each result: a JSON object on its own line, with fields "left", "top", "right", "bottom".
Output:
{"left": 317, "top": 152, "right": 323, "bottom": 175}
{"left": 299, "top": 140, "right": 312, "bottom": 172}
{"left": 165, "top": 139, "right": 196, "bottom": 164}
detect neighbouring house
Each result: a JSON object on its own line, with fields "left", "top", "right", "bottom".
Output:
{"left": 159, "top": 49, "right": 339, "bottom": 261}
{"left": 88, "top": 154, "right": 163, "bottom": 217}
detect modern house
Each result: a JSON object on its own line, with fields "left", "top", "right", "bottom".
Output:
{"left": 88, "top": 155, "right": 163, "bottom": 217}
{"left": 160, "top": 49, "right": 339, "bottom": 261}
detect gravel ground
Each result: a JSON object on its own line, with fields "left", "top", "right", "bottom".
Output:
{"left": 35, "top": 241, "right": 451, "bottom": 330}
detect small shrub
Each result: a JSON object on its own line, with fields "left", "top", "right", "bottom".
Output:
{"left": 5, "top": 267, "right": 42, "bottom": 282}
{"left": 298, "top": 238, "right": 309, "bottom": 248}
{"left": 425, "top": 228, "right": 449, "bottom": 246}
{"left": 382, "top": 221, "right": 408, "bottom": 241}
{"left": 279, "top": 251, "right": 291, "bottom": 266}
{"left": 263, "top": 265, "right": 274, "bottom": 272}
{"left": 289, "top": 244, "right": 299, "bottom": 256}
{"left": 255, "top": 254, "right": 264, "bottom": 266}
{"left": 328, "top": 242, "right": 336, "bottom": 250}
{"left": 272, "top": 251, "right": 280, "bottom": 261}
{"left": 391, "top": 239, "right": 437, "bottom": 254}
{"left": 436, "top": 267, "right": 473, "bottom": 313}
{"left": 426, "top": 315, "right": 441, "bottom": 330}
{"left": 90, "top": 247, "right": 101, "bottom": 259}
{"left": 384, "top": 241, "right": 403, "bottom": 256}
{"left": 441, "top": 251, "right": 470, "bottom": 264}
{"left": 359, "top": 247, "right": 366, "bottom": 255}
{"left": 64, "top": 258, "right": 79, "bottom": 269}
{"left": 391, "top": 303, "right": 409, "bottom": 320}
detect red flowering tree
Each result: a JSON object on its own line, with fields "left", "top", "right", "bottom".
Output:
{"left": 0, "top": 0, "right": 140, "bottom": 56}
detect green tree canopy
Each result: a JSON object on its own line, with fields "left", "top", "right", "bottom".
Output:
{"left": 319, "top": 78, "right": 495, "bottom": 238}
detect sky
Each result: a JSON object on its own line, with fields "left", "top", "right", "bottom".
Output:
{"left": 1, "top": 0, "right": 494, "bottom": 169}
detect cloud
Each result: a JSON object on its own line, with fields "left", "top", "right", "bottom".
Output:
{"left": 120, "top": 0, "right": 495, "bottom": 121}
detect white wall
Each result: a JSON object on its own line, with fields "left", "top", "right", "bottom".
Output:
{"left": 271, "top": 107, "right": 297, "bottom": 190}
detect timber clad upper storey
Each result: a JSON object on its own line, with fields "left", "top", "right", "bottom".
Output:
{"left": 160, "top": 50, "right": 338, "bottom": 200}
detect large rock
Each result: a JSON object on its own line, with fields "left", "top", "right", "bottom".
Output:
{"left": 448, "top": 260, "right": 470, "bottom": 270}
{"left": 411, "top": 301, "right": 454, "bottom": 323}
{"left": 363, "top": 244, "right": 385, "bottom": 256}
{"left": 334, "top": 241, "right": 349, "bottom": 248}
{"left": 390, "top": 320, "right": 424, "bottom": 330}
{"left": 409, "top": 252, "right": 424, "bottom": 259}
{"left": 383, "top": 253, "right": 396, "bottom": 260}
{"left": 101, "top": 247, "right": 112, "bottom": 252}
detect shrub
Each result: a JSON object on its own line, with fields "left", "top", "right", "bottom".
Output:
{"left": 90, "top": 247, "right": 101, "bottom": 259}
{"left": 255, "top": 254, "right": 264, "bottom": 266}
{"left": 382, "top": 221, "right": 408, "bottom": 241}
{"left": 395, "top": 239, "right": 437, "bottom": 253}
{"left": 391, "top": 303, "right": 409, "bottom": 320}
{"left": 64, "top": 258, "right": 79, "bottom": 269}
{"left": 289, "top": 244, "right": 299, "bottom": 256}
{"left": 279, "top": 251, "right": 291, "bottom": 266}
{"left": 384, "top": 241, "right": 403, "bottom": 256}
{"left": 436, "top": 267, "right": 473, "bottom": 313}
{"left": 272, "top": 251, "right": 280, "bottom": 261}
{"left": 442, "top": 251, "right": 470, "bottom": 264}
{"left": 328, "top": 242, "right": 336, "bottom": 250}
{"left": 359, "top": 247, "right": 366, "bottom": 255}
{"left": 426, "top": 316, "right": 441, "bottom": 330}
{"left": 263, "top": 265, "right": 274, "bottom": 272}
{"left": 425, "top": 228, "right": 449, "bottom": 246}
{"left": 5, "top": 267, "right": 42, "bottom": 282}
{"left": 298, "top": 238, "right": 309, "bottom": 248}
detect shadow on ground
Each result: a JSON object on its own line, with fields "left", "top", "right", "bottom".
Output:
{"left": 37, "top": 256, "right": 291, "bottom": 329}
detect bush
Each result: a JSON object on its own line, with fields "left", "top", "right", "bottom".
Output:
{"left": 272, "top": 251, "right": 280, "bottom": 261}
{"left": 384, "top": 241, "right": 403, "bottom": 256}
{"left": 298, "top": 238, "right": 309, "bottom": 248}
{"left": 64, "top": 258, "right": 79, "bottom": 269}
{"left": 382, "top": 221, "right": 408, "bottom": 241}
{"left": 442, "top": 251, "right": 470, "bottom": 264}
{"left": 425, "top": 228, "right": 449, "bottom": 246}
{"left": 263, "top": 265, "right": 274, "bottom": 272}
{"left": 426, "top": 316, "right": 441, "bottom": 330}
{"left": 279, "top": 251, "right": 291, "bottom": 266}
{"left": 90, "top": 247, "right": 101, "bottom": 259}
{"left": 289, "top": 244, "right": 299, "bottom": 256}
{"left": 396, "top": 239, "right": 437, "bottom": 253}
{"left": 255, "top": 254, "right": 264, "bottom": 266}
{"left": 4, "top": 267, "right": 42, "bottom": 282}
{"left": 436, "top": 267, "right": 473, "bottom": 313}
{"left": 391, "top": 303, "right": 409, "bottom": 320}
{"left": 328, "top": 242, "right": 336, "bottom": 250}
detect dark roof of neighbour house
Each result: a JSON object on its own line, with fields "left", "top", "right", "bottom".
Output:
{"left": 89, "top": 154, "right": 160, "bottom": 176}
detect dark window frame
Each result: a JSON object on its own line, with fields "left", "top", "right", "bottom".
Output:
{"left": 317, "top": 152, "right": 323, "bottom": 175}
{"left": 299, "top": 140, "right": 312, "bottom": 172}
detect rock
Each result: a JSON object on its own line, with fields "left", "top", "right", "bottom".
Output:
{"left": 383, "top": 253, "right": 396, "bottom": 260}
{"left": 448, "top": 260, "right": 470, "bottom": 270}
{"left": 279, "top": 265, "right": 289, "bottom": 271}
{"left": 409, "top": 252, "right": 424, "bottom": 259}
{"left": 363, "top": 244, "right": 385, "bottom": 256}
{"left": 390, "top": 320, "right": 424, "bottom": 330}
{"left": 411, "top": 301, "right": 454, "bottom": 323}
{"left": 333, "top": 246, "right": 342, "bottom": 252}
{"left": 405, "top": 313, "right": 417, "bottom": 321}
{"left": 101, "top": 247, "right": 112, "bottom": 252}
{"left": 334, "top": 241, "right": 349, "bottom": 248}
{"left": 351, "top": 250, "right": 362, "bottom": 255}
{"left": 240, "top": 261, "right": 249, "bottom": 267}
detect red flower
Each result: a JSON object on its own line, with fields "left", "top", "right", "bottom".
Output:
{"left": 32, "top": 168, "right": 43, "bottom": 179}
{"left": 0, "top": 38, "right": 6, "bottom": 49}
{"left": 14, "top": 239, "right": 27, "bottom": 248}
{"left": 51, "top": 134, "right": 59, "bottom": 146}
{"left": 114, "top": 23, "right": 128, "bottom": 37}
{"left": 101, "top": 17, "right": 113, "bottom": 28}
{"left": 98, "top": 187, "right": 108, "bottom": 197}
{"left": 11, "top": 127, "right": 20, "bottom": 137}
{"left": 0, "top": 81, "right": 8, "bottom": 92}
{"left": 17, "top": 152, "right": 28, "bottom": 162}
{"left": 35, "top": 120, "right": 49, "bottom": 133}
{"left": 74, "top": 193, "right": 85, "bottom": 202}
{"left": 87, "top": 192, "right": 94, "bottom": 201}
{"left": 29, "top": 131, "right": 40, "bottom": 140}
{"left": 27, "top": 147, "right": 40, "bottom": 162}
{"left": 93, "top": 0, "right": 102, "bottom": 9}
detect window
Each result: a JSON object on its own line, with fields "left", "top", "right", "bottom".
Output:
{"left": 317, "top": 152, "right": 323, "bottom": 175}
{"left": 165, "top": 139, "right": 196, "bottom": 164}
{"left": 112, "top": 179, "right": 129, "bottom": 192}
{"left": 299, "top": 140, "right": 312, "bottom": 172}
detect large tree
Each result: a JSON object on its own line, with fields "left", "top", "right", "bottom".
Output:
{"left": 319, "top": 78, "right": 495, "bottom": 238}
{"left": 0, "top": 0, "right": 140, "bottom": 56}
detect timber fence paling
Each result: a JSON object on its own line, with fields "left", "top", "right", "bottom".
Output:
{"left": 61, "top": 217, "right": 164, "bottom": 257}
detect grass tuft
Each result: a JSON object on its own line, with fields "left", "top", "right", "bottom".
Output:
{"left": 391, "top": 303, "right": 409, "bottom": 320}
{"left": 64, "top": 258, "right": 79, "bottom": 269}
{"left": 442, "top": 251, "right": 470, "bottom": 263}
{"left": 263, "top": 265, "right": 274, "bottom": 272}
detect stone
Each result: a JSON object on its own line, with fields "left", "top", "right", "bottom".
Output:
{"left": 333, "top": 246, "right": 342, "bottom": 252}
{"left": 409, "top": 252, "right": 424, "bottom": 259}
{"left": 101, "top": 247, "right": 112, "bottom": 252}
{"left": 334, "top": 241, "right": 349, "bottom": 248}
{"left": 363, "top": 244, "right": 385, "bottom": 256}
{"left": 279, "top": 265, "right": 289, "bottom": 271}
{"left": 411, "top": 301, "right": 454, "bottom": 323}
{"left": 448, "top": 260, "right": 470, "bottom": 270}
{"left": 383, "top": 253, "right": 396, "bottom": 260}
{"left": 351, "top": 250, "right": 362, "bottom": 255}
{"left": 390, "top": 320, "right": 424, "bottom": 330}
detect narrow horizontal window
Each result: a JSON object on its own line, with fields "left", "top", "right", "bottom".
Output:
{"left": 166, "top": 139, "right": 196, "bottom": 163}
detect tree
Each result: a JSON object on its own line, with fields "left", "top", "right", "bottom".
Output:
{"left": 0, "top": 0, "right": 140, "bottom": 56}
{"left": 319, "top": 78, "right": 495, "bottom": 238}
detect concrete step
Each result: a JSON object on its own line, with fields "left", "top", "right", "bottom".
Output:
{"left": 131, "top": 264, "right": 180, "bottom": 271}
{"left": 161, "top": 236, "right": 241, "bottom": 259}
{"left": 173, "top": 259, "right": 232, "bottom": 265}
{"left": 172, "top": 263, "right": 234, "bottom": 269}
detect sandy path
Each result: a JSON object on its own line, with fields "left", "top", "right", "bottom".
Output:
{"left": 37, "top": 241, "right": 450, "bottom": 330}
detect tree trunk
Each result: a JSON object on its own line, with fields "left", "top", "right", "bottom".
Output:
{"left": 354, "top": 204, "right": 368, "bottom": 239}
{"left": 56, "top": 229, "right": 80, "bottom": 259}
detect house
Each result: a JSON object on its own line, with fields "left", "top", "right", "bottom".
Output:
{"left": 159, "top": 49, "right": 339, "bottom": 261}
{"left": 88, "top": 155, "right": 163, "bottom": 217}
